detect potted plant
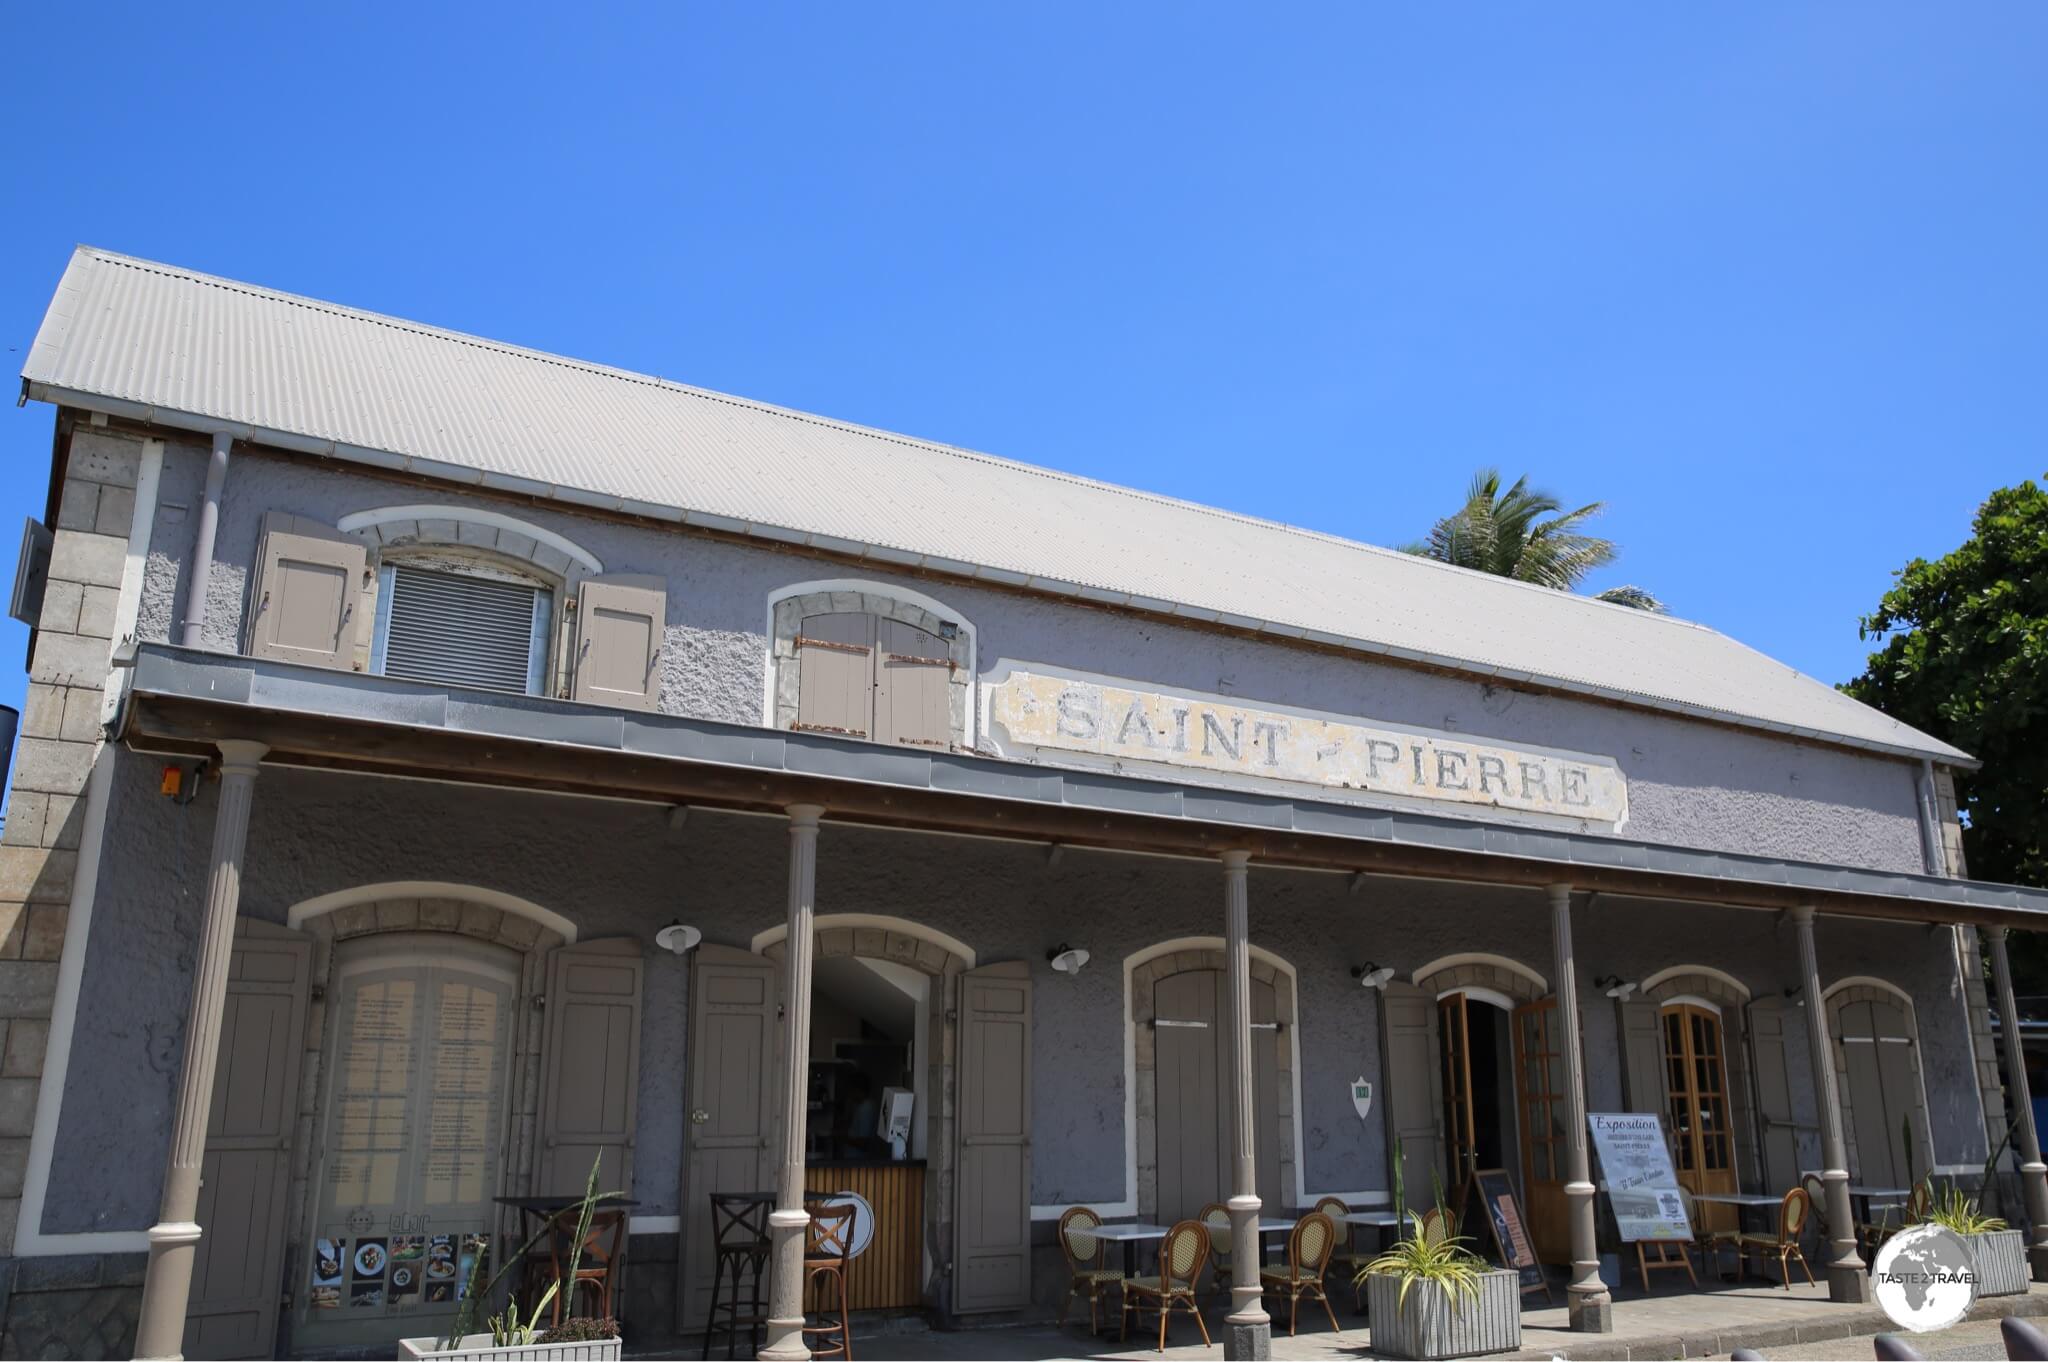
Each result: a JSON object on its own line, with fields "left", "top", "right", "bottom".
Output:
{"left": 1921, "top": 1181, "right": 2025, "bottom": 1299}
{"left": 398, "top": 1159, "right": 625, "bottom": 1361}
{"left": 1360, "top": 1210, "right": 1522, "bottom": 1360}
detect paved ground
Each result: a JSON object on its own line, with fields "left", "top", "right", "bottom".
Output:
{"left": 809, "top": 1281, "right": 2048, "bottom": 1361}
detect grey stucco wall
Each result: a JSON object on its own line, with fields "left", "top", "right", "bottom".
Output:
{"left": 125, "top": 439, "right": 1931, "bottom": 874}
{"left": 46, "top": 751, "right": 1982, "bottom": 1237}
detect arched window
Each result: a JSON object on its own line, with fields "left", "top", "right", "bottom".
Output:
{"left": 768, "top": 583, "right": 974, "bottom": 749}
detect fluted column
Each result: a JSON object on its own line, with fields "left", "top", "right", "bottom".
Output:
{"left": 1219, "top": 851, "right": 1272, "bottom": 1359}
{"left": 761, "top": 805, "right": 824, "bottom": 1360}
{"left": 1987, "top": 928, "right": 2048, "bottom": 1280}
{"left": 134, "top": 740, "right": 268, "bottom": 1360}
{"left": 1547, "top": 885, "right": 1611, "bottom": 1332}
{"left": 1792, "top": 904, "right": 1873, "bottom": 1301}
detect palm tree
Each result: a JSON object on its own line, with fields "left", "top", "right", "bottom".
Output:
{"left": 1404, "top": 469, "right": 1665, "bottom": 612}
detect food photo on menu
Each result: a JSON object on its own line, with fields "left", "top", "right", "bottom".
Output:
{"left": 350, "top": 1238, "right": 388, "bottom": 1308}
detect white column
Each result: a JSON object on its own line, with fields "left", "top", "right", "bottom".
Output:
{"left": 1547, "top": 884, "right": 1611, "bottom": 1332}
{"left": 1220, "top": 851, "right": 1271, "bottom": 1361}
{"left": 760, "top": 804, "right": 823, "bottom": 1361}
{"left": 1792, "top": 904, "right": 1873, "bottom": 1301}
{"left": 134, "top": 740, "right": 267, "bottom": 1360}
{"left": 1987, "top": 927, "right": 2048, "bottom": 1281}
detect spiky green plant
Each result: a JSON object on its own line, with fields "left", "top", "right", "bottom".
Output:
{"left": 1923, "top": 1182, "right": 2006, "bottom": 1236}
{"left": 1360, "top": 1212, "right": 1489, "bottom": 1317}
{"left": 441, "top": 1155, "right": 622, "bottom": 1350}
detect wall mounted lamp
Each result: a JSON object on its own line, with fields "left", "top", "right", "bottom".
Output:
{"left": 655, "top": 921, "right": 702, "bottom": 955}
{"left": 1046, "top": 943, "right": 1090, "bottom": 975}
{"left": 1594, "top": 974, "right": 1637, "bottom": 1000}
{"left": 1351, "top": 963, "right": 1396, "bottom": 990}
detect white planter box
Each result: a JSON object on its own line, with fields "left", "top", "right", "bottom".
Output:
{"left": 1965, "top": 1228, "right": 2028, "bottom": 1298}
{"left": 397, "top": 1333, "right": 622, "bottom": 1362}
{"left": 1366, "top": 1268, "right": 1523, "bottom": 1360}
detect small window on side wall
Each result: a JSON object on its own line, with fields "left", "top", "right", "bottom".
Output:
{"left": 371, "top": 562, "right": 552, "bottom": 696}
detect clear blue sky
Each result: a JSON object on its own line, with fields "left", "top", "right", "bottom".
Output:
{"left": 3, "top": 4, "right": 2044, "bottom": 733}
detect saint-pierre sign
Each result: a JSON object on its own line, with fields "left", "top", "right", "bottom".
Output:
{"left": 984, "top": 665, "right": 1628, "bottom": 828}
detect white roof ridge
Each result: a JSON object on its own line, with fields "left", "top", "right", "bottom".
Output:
{"left": 66, "top": 248, "right": 1722, "bottom": 642}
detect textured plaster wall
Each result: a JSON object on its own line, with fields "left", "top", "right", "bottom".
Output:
{"left": 46, "top": 753, "right": 1980, "bottom": 1237}
{"left": 142, "top": 444, "right": 1934, "bottom": 873}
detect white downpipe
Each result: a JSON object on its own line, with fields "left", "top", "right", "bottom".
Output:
{"left": 179, "top": 433, "right": 229, "bottom": 649}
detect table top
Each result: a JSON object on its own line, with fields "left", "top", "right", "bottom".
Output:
{"left": 1335, "top": 1210, "right": 1403, "bottom": 1226}
{"left": 1091, "top": 1222, "right": 1170, "bottom": 1242}
{"left": 1690, "top": 1193, "right": 1787, "bottom": 1207}
{"left": 1848, "top": 1186, "right": 1910, "bottom": 1198}
{"left": 494, "top": 1194, "right": 641, "bottom": 1213}
{"left": 1254, "top": 1217, "right": 1298, "bottom": 1232}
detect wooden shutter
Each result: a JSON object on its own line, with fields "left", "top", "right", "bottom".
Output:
{"left": 537, "top": 938, "right": 644, "bottom": 1197}
{"left": 1748, "top": 1000, "right": 1805, "bottom": 1195}
{"left": 572, "top": 575, "right": 665, "bottom": 712}
{"left": 954, "top": 961, "right": 1031, "bottom": 1313}
{"left": 1380, "top": 981, "right": 1445, "bottom": 1215}
{"left": 794, "top": 613, "right": 875, "bottom": 738}
{"left": 874, "top": 617, "right": 952, "bottom": 749}
{"left": 186, "top": 920, "right": 312, "bottom": 1360}
{"left": 1839, "top": 999, "right": 1925, "bottom": 1187}
{"left": 677, "top": 944, "right": 778, "bottom": 1333}
{"left": 246, "top": 513, "right": 366, "bottom": 670}
{"left": 1619, "top": 1000, "right": 1668, "bottom": 1116}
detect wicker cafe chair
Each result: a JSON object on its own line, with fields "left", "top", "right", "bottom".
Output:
{"left": 1416, "top": 1206, "right": 1452, "bottom": 1250}
{"left": 1055, "top": 1206, "right": 1125, "bottom": 1334}
{"left": 1312, "top": 1196, "right": 1369, "bottom": 1310}
{"left": 1736, "top": 1186, "right": 1817, "bottom": 1291}
{"left": 1260, "top": 1211, "right": 1342, "bottom": 1336}
{"left": 1678, "top": 1185, "right": 1737, "bottom": 1280}
{"left": 1198, "top": 1202, "right": 1234, "bottom": 1306}
{"left": 1121, "top": 1219, "right": 1213, "bottom": 1352}
{"left": 1799, "top": 1172, "right": 1832, "bottom": 1261}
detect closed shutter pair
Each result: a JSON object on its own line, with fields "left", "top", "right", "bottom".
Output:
{"left": 793, "top": 612, "right": 952, "bottom": 746}
{"left": 245, "top": 512, "right": 666, "bottom": 711}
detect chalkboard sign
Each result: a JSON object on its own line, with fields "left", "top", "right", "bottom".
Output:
{"left": 1466, "top": 1169, "right": 1550, "bottom": 1301}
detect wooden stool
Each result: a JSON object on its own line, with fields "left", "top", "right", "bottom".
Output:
{"left": 802, "top": 1202, "right": 857, "bottom": 1361}
{"left": 700, "top": 1193, "right": 773, "bottom": 1360}
{"left": 549, "top": 1206, "right": 628, "bottom": 1324}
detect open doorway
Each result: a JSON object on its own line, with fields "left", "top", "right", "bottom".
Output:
{"left": 1439, "top": 991, "right": 1517, "bottom": 1188}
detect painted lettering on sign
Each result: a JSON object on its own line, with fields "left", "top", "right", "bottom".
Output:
{"left": 985, "top": 666, "right": 1627, "bottom": 827}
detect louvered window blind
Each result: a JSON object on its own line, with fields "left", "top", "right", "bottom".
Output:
{"left": 372, "top": 563, "right": 551, "bottom": 694}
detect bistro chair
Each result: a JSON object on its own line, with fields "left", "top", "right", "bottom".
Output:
{"left": 1121, "top": 1219, "right": 1212, "bottom": 1352}
{"left": 1198, "top": 1202, "right": 1234, "bottom": 1306}
{"left": 1312, "top": 1196, "right": 1370, "bottom": 1310}
{"left": 801, "top": 1202, "right": 857, "bottom": 1360}
{"left": 1735, "top": 1186, "right": 1816, "bottom": 1290}
{"left": 1259, "top": 1210, "right": 1341, "bottom": 1336}
{"left": 1416, "top": 1206, "right": 1452, "bottom": 1250}
{"left": 1678, "top": 1185, "right": 1733, "bottom": 1281}
{"left": 700, "top": 1193, "right": 772, "bottom": 1360}
{"left": 1800, "top": 1172, "right": 1831, "bottom": 1261}
{"left": 1054, "top": 1206, "right": 1125, "bottom": 1334}
{"left": 548, "top": 1204, "right": 628, "bottom": 1324}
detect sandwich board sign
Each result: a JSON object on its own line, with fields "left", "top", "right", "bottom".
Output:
{"left": 1588, "top": 1111, "right": 1692, "bottom": 1242}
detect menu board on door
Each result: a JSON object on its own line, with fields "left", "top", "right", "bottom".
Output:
{"left": 1588, "top": 1111, "right": 1692, "bottom": 1242}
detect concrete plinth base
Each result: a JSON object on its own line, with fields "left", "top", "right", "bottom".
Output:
{"left": 1223, "top": 1317, "right": 1272, "bottom": 1359}
{"left": 1567, "top": 1290, "right": 1614, "bottom": 1333}
{"left": 1827, "top": 1262, "right": 1875, "bottom": 1303}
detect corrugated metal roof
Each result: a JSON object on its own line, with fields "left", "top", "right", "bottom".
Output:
{"left": 21, "top": 246, "right": 1970, "bottom": 765}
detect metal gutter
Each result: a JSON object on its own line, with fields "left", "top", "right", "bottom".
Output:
{"left": 31, "top": 383, "right": 1977, "bottom": 771}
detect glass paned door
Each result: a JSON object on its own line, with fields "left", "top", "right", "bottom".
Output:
{"left": 1438, "top": 994, "right": 1477, "bottom": 1186}
{"left": 1662, "top": 1004, "right": 1737, "bottom": 1230}
{"left": 1511, "top": 998, "right": 1570, "bottom": 1264}
{"left": 298, "top": 936, "right": 518, "bottom": 1350}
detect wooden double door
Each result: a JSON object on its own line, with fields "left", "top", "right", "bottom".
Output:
{"left": 1151, "top": 967, "right": 1284, "bottom": 1227}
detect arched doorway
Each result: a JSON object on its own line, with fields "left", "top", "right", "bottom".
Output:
{"left": 1827, "top": 981, "right": 1933, "bottom": 1189}
{"left": 1129, "top": 943, "right": 1298, "bottom": 1227}
{"left": 1661, "top": 1002, "right": 1738, "bottom": 1224}
{"left": 1392, "top": 955, "right": 1562, "bottom": 1262}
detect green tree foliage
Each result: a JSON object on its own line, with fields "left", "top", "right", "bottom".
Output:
{"left": 1844, "top": 476, "right": 2047, "bottom": 892}
{"left": 1407, "top": 469, "right": 1665, "bottom": 611}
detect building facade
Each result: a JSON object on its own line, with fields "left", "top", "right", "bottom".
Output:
{"left": 2, "top": 247, "right": 2045, "bottom": 1359}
